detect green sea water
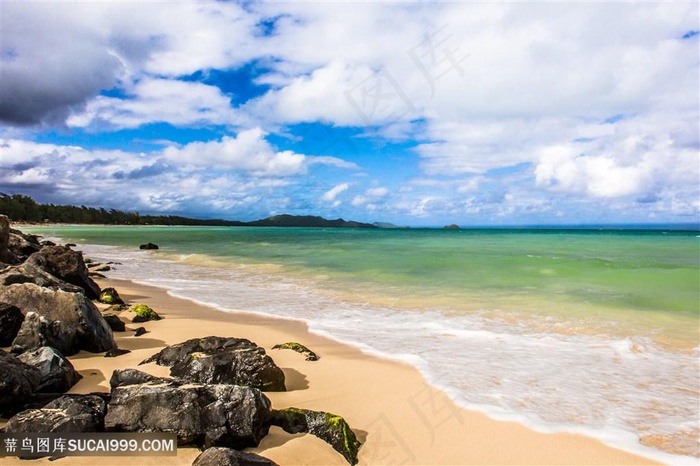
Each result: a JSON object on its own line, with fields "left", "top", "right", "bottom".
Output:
{"left": 33, "top": 225, "right": 699, "bottom": 348}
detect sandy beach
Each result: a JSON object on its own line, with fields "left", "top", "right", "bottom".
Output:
{"left": 2, "top": 274, "right": 661, "bottom": 465}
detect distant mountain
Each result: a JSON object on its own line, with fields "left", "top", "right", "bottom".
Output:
{"left": 373, "top": 222, "right": 408, "bottom": 229}
{"left": 247, "top": 214, "right": 376, "bottom": 228}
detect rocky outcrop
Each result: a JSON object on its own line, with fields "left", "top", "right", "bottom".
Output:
{"left": 270, "top": 408, "right": 361, "bottom": 465}
{"left": 0, "top": 302, "right": 24, "bottom": 346}
{"left": 0, "top": 283, "right": 116, "bottom": 355}
{"left": 272, "top": 342, "right": 319, "bottom": 361}
{"left": 105, "top": 369, "right": 272, "bottom": 449}
{"left": 139, "top": 243, "right": 159, "bottom": 250}
{"left": 0, "top": 260, "right": 86, "bottom": 293}
{"left": 5, "top": 394, "right": 107, "bottom": 433}
{"left": 8, "top": 229, "right": 41, "bottom": 261}
{"left": 0, "top": 349, "right": 41, "bottom": 415}
{"left": 98, "top": 287, "right": 124, "bottom": 305}
{"left": 25, "top": 245, "right": 102, "bottom": 299}
{"left": 17, "top": 346, "right": 82, "bottom": 393}
{"left": 192, "top": 447, "right": 278, "bottom": 466}
{"left": 141, "top": 337, "right": 285, "bottom": 392}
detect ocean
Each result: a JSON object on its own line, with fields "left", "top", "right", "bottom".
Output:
{"left": 25, "top": 225, "right": 699, "bottom": 463}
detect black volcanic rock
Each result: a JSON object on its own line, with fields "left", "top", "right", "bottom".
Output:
{"left": 17, "top": 346, "right": 82, "bottom": 393}
{"left": 0, "top": 283, "right": 116, "bottom": 356}
{"left": 25, "top": 245, "right": 102, "bottom": 299}
{"left": 105, "top": 370, "right": 272, "bottom": 449}
{"left": 141, "top": 336, "right": 285, "bottom": 391}
{"left": 0, "top": 349, "right": 41, "bottom": 415}
{"left": 0, "top": 302, "right": 24, "bottom": 346}
{"left": 6, "top": 394, "right": 107, "bottom": 433}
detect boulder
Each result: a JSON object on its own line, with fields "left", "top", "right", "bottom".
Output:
{"left": 8, "top": 229, "right": 41, "bottom": 261}
{"left": 129, "top": 304, "right": 161, "bottom": 322}
{"left": 139, "top": 243, "right": 159, "bottom": 250}
{"left": 0, "top": 261, "right": 86, "bottom": 293}
{"left": 0, "top": 283, "right": 116, "bottom": 355}
{"left": 25, "top": 245, "right": 101, "bottom": 299}
{"left": 0, "top": 349, "right": 41, "bottom": 415}
{"left": 134, "top": 327, "right": 148, "bottom": 337}
{"left": 103, "top": 314, "right": 126, "bottom": 332}
{"left": 98, "top": 287, "right": 124, "bottom": 305}
{"left": 141, "top": 337, "right": 285, "bottom": 392}
{"left": 5, "top": 394, "right": 107, "bottom": 433}
{"left": 105, "top": 369, "right": 272, "bottom": 449}
{"left": 270, "top": 408, "right": 361, "bottom": 465}
{"left": 17, "top": 346, "right": 82, "bottom": 393}
{"left": 0, "top": 214, "right": 18, "bottom": 264}
{"left": 272, "top": 342, "right": 319, "bottom": 361}
{"left": 0, "top": 302, "right": 24, "bottom": 346}
{"left": 192, "top": 447, "right": 278, "bottom": 466}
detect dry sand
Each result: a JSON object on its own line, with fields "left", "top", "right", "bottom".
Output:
{"left": 1, "top": 277, "right": 659, "bottom": 465}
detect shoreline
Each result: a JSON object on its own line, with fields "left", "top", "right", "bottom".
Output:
{"left": 3, "top": 275, "right": 662, "bottom": 465}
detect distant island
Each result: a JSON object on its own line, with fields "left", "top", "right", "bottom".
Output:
{"left": 0, "top": 193, "right": 376, "bottom": 228}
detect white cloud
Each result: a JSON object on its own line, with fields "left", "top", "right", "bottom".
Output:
{"left": 68, "top": 79, "right": 244, "bottom": 129}
{"left": 322, "top": 183, "right": 350, "bottom": 202}
{"left": 535, "top": 112, "right": 699, "bottom": 199}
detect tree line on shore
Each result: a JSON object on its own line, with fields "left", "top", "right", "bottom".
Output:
{"left": 0, "top": 193, "right": 377, "bottom": 228}
{"left": 0, "top": 194, "right": 245, "bottom": 226}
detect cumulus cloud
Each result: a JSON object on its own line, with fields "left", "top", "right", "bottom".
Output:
{"left": 68, "top": 79, "right": 244, "bottom": 129}
{"left": 535, "top": 112, "right": 699, "bottom": 199}
{"left": 162, "top": 128, "right": 351, "bottom": 177}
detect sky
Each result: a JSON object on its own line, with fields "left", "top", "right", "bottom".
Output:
{"left": 1, "top": 1, "right": 698, "bottom": 227}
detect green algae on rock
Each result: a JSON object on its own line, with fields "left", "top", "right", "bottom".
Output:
{"left": 272, "top": 342, "right": 319, "bottom": 361}
{"left": 128, "top": 304, "right": 161, "bottom": 322}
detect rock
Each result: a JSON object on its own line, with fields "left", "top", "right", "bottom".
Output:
{"left": 105, "top": 370, "right": 272, "bottom": 449}
{"left": 98, "top": 287, "right": 124, "bottom": 305}
{"left": 8, "top": 229, "right": 41, "bottom": 261}
{"left": 272, "top": 342, "right": 319, "bottom": 361}
{"left": 0, "top": 283, "right": 116, "bottom": 356}
{"left": 0, "top": 215, "right": 18, "bottom": 264}
{"left": 0, "top": 260, "right": 86, "bottom": 294}
{"left": 141, "top": 337, "right": 285, "bottom": 392}
{"left": 105, "top": 348, "right": 131, "bottom": 358}
{"left": 103, "top": 314, "right": 126, "bottom": 332}
{"left": 192, "top": 447, "right": 278, "bottom": 466}
{"left": 25, "top": 245, "right": 102, "bottom": 299}
{"left": 104, "top": 304, "right": 128, "bottom": 313}
{"left": 129, "top": 304, "right": 161, "bottom": 322}
{"left": 6, "top": 394, "right": 107, "bottom": 433}
{"left": 0, "top": 302, "right": 25, "bottom": 346}
{"left": 270, "top": 408, "right": 361, "bottom": 465}
{"left": 139, "top": 243, "right": 159, "bottom": 250}
{"left": 109, "top": 368, "right": 175, "bottom": 389}
{"left": 443, "top": 224, "right": 460, "bottom": 230}
{"left": 0, "top": 349, "right": 41, "bottom": 415}
{"left": 17, "top": 346, "right": 82, "bottom": 393}
{"left": 133, "top": 327, "right": 148, "bottom": 337}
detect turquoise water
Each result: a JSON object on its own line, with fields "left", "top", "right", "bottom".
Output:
{"left": 26, "top": 225, "right": 700, "bottom": 461}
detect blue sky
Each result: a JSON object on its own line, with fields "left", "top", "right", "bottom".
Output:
{"left": 1, "top": 1, "right": 698, "bottom": 226}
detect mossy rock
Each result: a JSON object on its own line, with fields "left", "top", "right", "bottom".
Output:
{"left": 98, "top": 287, "right": 124, "bottom": 305}
{"left": 128, "top": 304, "right": 161, "bottom": 322}
{"left": 272, "top": 342, "right": 319, "bottom": 361}
{"left": 270, "top": 408, "right": 360, "bottom": 465}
